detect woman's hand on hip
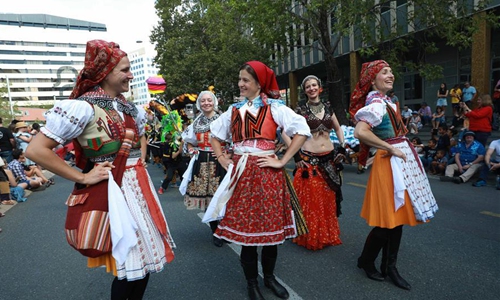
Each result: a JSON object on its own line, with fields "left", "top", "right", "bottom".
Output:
{"left": 217, "top": 155, "right": 232, "bottom": 171}
{"left": 383, "top": 147, "right": 406, "bottom": 162}
{"left": 257, "top": 154, "right": 284, "bottom": 169}
{"left": 81, "top": 161, "right": 114, "bottom": 185}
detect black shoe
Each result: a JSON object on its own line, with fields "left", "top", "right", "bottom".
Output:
{"left": 264, "top": 277, "right": 289, "bottom": 299}
{"left": 247, "top": 279, "right": 265, "bottom": 300}
{"left": 357, "top": 258, "right": 385, "bottom": 281}
{"left": 212, "top": 236, "right": 223, "bottom": 247}
{"left": 452, "top": 176, "right": 463, "bottom": 184}
{"left": 439, "top": 176, "right": 453, "bottom": 182}
{"left": 387, "top": 267, "right": 411, "bottom": 290}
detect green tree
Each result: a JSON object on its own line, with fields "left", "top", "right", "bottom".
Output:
{"left": 0, "top": 84, "right": 12, "bottom": 121}
{"left": 151, "top": 0, "right": 272, "bottom": 104}
{"left": 176, "top": 0, "right": 497, "bottom": 124}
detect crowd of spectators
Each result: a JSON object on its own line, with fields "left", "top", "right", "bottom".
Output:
{"left": 0, "top": 118, "right": 57, "bottom": 233}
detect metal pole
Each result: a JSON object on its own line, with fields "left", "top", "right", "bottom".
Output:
{"left": 6, "top": 76, "right": 13, "bottom": 117}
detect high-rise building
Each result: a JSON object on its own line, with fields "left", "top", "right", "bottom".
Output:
{"left": 0, "top": 13, "right": 108, "bottom": 108}
{"left": 125, "top": 46, "right": 159, "bottom": 105}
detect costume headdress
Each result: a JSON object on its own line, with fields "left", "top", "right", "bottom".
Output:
{"left": 70, "top": 40, "right": 127, "bottom": 99}
{"left": 349, "top": 60, "right": 389, "bottom": 118}
{"left": 245, "top": 61, "right": 281, "bottom": 100}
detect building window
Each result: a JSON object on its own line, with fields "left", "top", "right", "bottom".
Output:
{"left": 404, "top": 73, "right": 422, "bottom": 100}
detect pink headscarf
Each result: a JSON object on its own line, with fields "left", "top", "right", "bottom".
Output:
{"left": 70, "top": 40, "right": 127, "bottom": 99}
{"left": 349, "top": 60, "right": 390, "bottom": 118}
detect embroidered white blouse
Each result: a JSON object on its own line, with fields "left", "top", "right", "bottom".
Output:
{"left": 210, "top": 98, "right": 311, "bottom": 153}
{"left": 41, "top": 100, "right": 147, "bottom": 144}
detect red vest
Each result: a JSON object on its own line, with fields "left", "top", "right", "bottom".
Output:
{"left": 231, "top": 104, "right": 278, "bottom": 143}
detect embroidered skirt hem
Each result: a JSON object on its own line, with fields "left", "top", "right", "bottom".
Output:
{"left": 214, "top": 155, "right": 297, "bottom": 245}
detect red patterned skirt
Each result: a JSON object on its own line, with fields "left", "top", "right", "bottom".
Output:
{"left": 292, "top": 162, "right": 342, "bottom": 250}
{"left": 214, "top": 154, "right": 296, "bottom": 246}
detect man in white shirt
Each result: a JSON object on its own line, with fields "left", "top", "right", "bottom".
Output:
{"left": 472, "top": 139, "right": 500, "bottom": 189}
{"left": 401, "top": 105, "right": 412, "bottom": 127}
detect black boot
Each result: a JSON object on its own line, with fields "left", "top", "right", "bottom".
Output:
{"left": 385, "top": 226, "right": 411, "bottom": 290}
{"left": 380, "top": 241, "right": 388, "bottom": 278}
{"left": 241, "top": 259, "right": 265, "bottom": 300}
{"left": 209, "top": 221, "right": 223, "bottom": 247}
{"left": 357, "top": 227, "right": 388, "bottom": 281}
{"left": 261, "top": 256, "right": 289, "bottom": 299}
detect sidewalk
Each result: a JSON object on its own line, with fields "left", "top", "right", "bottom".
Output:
{"left": 0, "top": 169, "right": 55, "bottom": 216}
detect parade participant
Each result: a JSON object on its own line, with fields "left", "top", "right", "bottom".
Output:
{"left": 26, "top": 40, "right": 175, "bottom": 300}
{"left": 350, "top": 60, "right": 438, "bottom": 291}
{"left": 208, "top": 61, "right": 310, "bottom": 300}
{"left": 180, "top": 90, "right": 227, "bottom": 247}
{"left": 290, "top": 75, "right": 344, "bottom": 250}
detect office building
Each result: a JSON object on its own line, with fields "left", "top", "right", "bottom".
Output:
{"left": 0, "top": 13, "right": 107, "bottom": 108}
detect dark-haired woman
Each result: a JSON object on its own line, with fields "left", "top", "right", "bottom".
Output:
{"left": 208, "top": 61, "right": 310, "bottom": 300}
{"left": 350, "top": 60, "right": 438, "bottom": 291}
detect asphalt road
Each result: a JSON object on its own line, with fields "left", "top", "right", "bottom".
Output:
{"left": 0, "top": 162, "right": 499, "bottom": 300}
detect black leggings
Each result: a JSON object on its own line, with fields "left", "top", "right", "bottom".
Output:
{"left": 111, "top": 274, "right": 150, "bottom": 300}
{"left": 241, "top": 245, "right": 278, "bottom": 262}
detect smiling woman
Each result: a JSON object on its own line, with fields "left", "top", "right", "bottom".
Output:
{"left": 350, "top": 60, "right": 438, "bottom": 291}
{"left": 25, "top": 39, "right": 175, "bottom": 300}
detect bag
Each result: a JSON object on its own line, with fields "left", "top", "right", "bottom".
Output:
{"left": 64, "top": 114, "right": 135, "bottom": 258}
{"left": 65, "top": 177, "right": 112, "bottom": 257}
{"left": 493, "top": 90, "right": 500, "bottom": 100}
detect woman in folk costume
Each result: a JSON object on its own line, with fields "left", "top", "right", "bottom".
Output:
{"left": 26, "top": 40, "right": 175, "bottom": 300}
{"left": 288, "top": 75, "right": 345, "bottom": 250}
{"left": 208, "top": 61, "right": 310, "bottom": 300}
{"left": 350, "top": 60, "right": 438, "bottom": 290}
{"left": 180, "top": 90, "right": 227, "bottom": 247}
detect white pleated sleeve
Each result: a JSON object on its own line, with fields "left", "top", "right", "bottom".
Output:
{"left": 40, "top": 100, "right": 94, "bottom": 144}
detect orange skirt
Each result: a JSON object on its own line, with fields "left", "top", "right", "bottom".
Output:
{"left": 361, "top": 149, "right": 422, "bottom": 228}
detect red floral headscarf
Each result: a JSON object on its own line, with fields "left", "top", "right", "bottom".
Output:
{"left": 349, "top": 60, "right": 390, "bottom": 118}
{"left": 69, "top": 40, "right": 127, "bottom": 99}
{"left": 245, "top": 61, "right": 281, "bottom": 100}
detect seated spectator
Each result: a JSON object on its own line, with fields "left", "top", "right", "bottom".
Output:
{"left": 401, "top": 105, "right": 412, "bottom": 127}
{"left": 30, "top": 122, "right": 41, "bottom": 136}
{"left": 0, "top": 158, "right": 14, "bottom": 205}
{"left": 0, "top": 159, "right": 28, "bottom": 204}
{"left": 429, "top": 149, "right": 448, "bottom": 175}
{"left": 421, "top": 138, "right": 438, "bottom": 170}
{"left": 14, "top": 122, "right": 35, "bottom": 166}
{"left": 0, "top": 117, "right": 16, "bottom": 164}
{"left": 411, "top": 137, "right": 425, "bottom": 158}
{"left": 408, "top": 111, "right": 422, "bottom": 134}
{"left": 440, "top": 131, "right": 485, "bottom": 184}
{"left": 447, "top": 128, "right": 459, "bottom": 157}
{"left": 431, "top": 106, "right": 445, "bottom": 134}
{"left": 437, "top": 124, "right": 451, "bottom": 154}
{"left": 7, "top": 149, "right": 53, "bottom": 190}
{"left": 472, "top": 139, "right": 500, "bottom": 189}
{"left": 418, "top": 102, "right": 433, "bottom": 127}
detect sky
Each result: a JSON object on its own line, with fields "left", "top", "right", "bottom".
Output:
{"left": 2, "top": 0, "right": 159, "bottom": 51}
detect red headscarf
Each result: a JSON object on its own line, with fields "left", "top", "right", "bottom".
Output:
{"left": 69, "top": 40, "right": 127, "bottom": 99}
{"left": 245, "top": 61, "right": 281, "bottom": 100}
{"left": 349, "top": 60, "right": 390, "bottom": 118}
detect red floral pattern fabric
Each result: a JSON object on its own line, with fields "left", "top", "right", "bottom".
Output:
{"left": 292, "top": 163, "right": 342, "bottom": 250}
{"left": 214, "top": 154, "right": 296, "bottom": 246}
{"left": 70, "top": 40, "right": 127, "bottom": 99}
